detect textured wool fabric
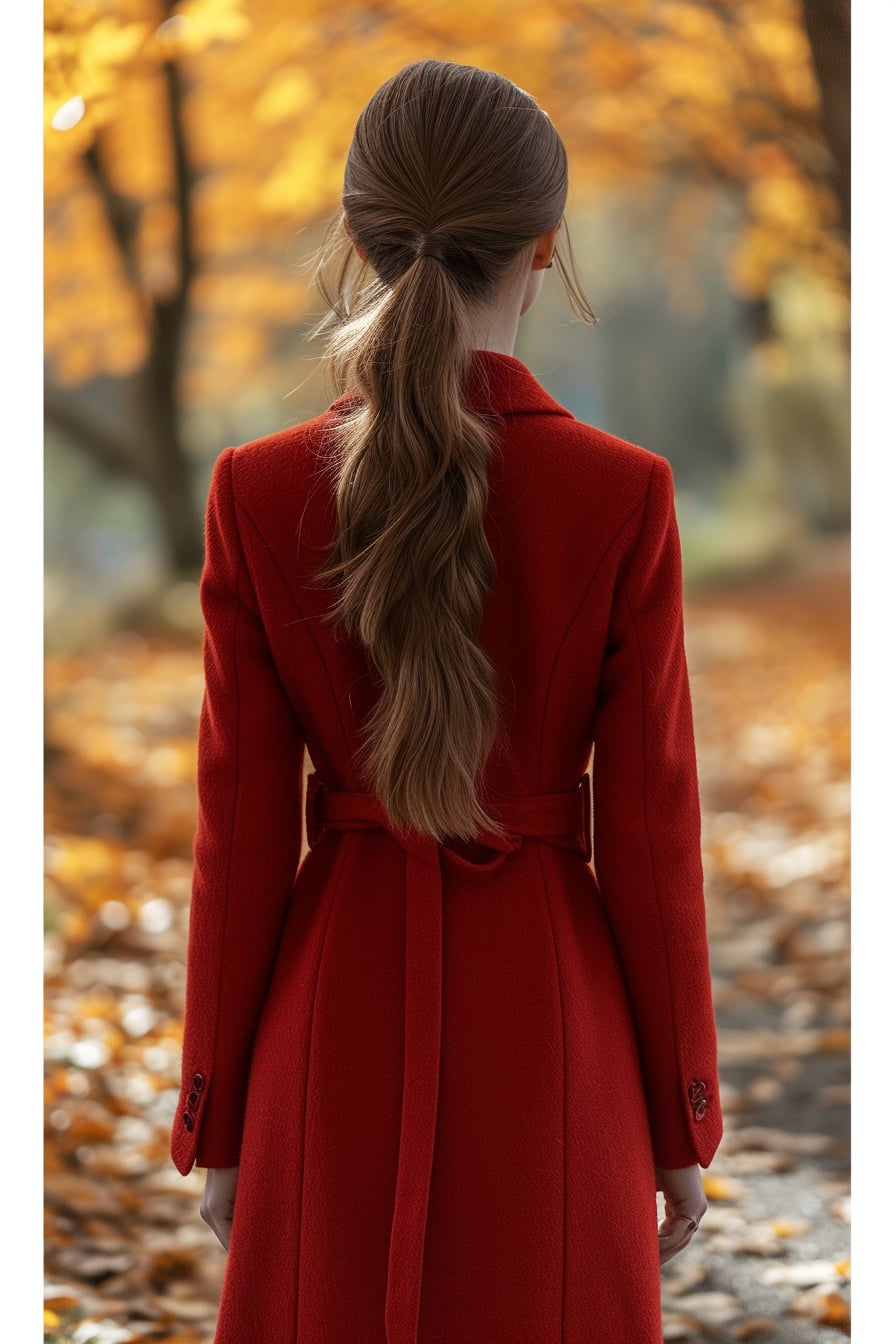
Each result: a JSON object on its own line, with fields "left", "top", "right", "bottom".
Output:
{"left": 170, "top": 350, "right": 723, "bottom": 1343}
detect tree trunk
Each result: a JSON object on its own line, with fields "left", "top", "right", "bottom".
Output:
{"left": 59, "top": 44, "right": 205, "bottom": 579}
{"left": 801, "top": 0, "right": 851, "bottom": 234}
{"left": 143, "top": 449, "right": 205, "bottom": 574}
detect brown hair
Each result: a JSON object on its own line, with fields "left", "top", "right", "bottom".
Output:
{"left": 307, "top": 58, "right": 595, "bottom": 843}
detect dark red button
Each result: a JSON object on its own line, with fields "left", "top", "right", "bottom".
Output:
{"left": 688, "top": 1080, "right": 707, "bottom": 1102}
{"left": 182, "top": 1111, "right": 195, "bottom": 1130}
{"left": 692, "top": 1099, "right": 708, "bottom": 1121}
{"left": 192, "top": 1071, "right": 205, "bottom": 1089}
{"left": 187, "top": 1091, "right": 199, "bottom": 1107}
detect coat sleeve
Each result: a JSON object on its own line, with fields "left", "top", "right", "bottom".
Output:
{"left": 590, "top": 454, "right": 723, "bottom": 1172}
{"left": 170, "top": 446, "right": 305, "bottom": 1176}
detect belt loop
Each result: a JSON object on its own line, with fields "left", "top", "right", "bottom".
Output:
{"left": 305, "top": 770, "right": 325, "bottom": 848}
{"left": 579, "top": 773, "right": 593, "bottom": 863}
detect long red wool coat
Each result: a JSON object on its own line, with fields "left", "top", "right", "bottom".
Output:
{"left": 170, "top": 349, "right": 723, "bottom": 1343}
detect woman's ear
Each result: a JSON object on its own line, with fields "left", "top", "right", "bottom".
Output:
{"left": 343, "top": 214, "right": 367, "bottom": 263}
{"left": 531, "top": 219, "right": 562, "bottom": 271}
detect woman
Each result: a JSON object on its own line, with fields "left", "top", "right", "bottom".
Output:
{"left": 171, "top": 58, "right": 722, "bottom": 1344}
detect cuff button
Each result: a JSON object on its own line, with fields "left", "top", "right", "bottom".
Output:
{"left": 182, "top": 1111, "right": 195, "bottom": 1131}
{"left": 187, "top": 1091, "right": 199, "bottom": 1107}
{"left": 192, "top": 1071, "right": 205, "bottom": 1090}
{"left": 692, "top": 1098, "right": 708, "bottom": 1121}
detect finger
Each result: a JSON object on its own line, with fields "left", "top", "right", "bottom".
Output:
{"left": 658, "top": 1225, "right": 692, "bottom": 1250}
{"left": 658, "top": 1221, "right": 696, "bottom": 1266}
{"left": 201, "top": 1202, "right": 234, "bottom": 1251}
{"left": 658, "top": 1231, "right": 691, "bottom": 1266}
{"left": 211, "top": 1214, "right": 232, "bottom": 1251}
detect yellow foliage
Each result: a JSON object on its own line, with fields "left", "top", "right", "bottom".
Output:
{"left": 168, "top": 0, "right": 252, "bottom": 52}
{"left": 253, "top": 67, "right": 317, "bottom": 125}
{"left": 82, "top": 18, "right": 150, "bottom": 70}
{"left": 192, "top": 268, "right": 301, "bottom": 320}
{"left": 203, "top": 323, "right": 269, "bottom": 370}
{"left": 44, "top": 0, "right": 843, "bottom": 399}
{"left": 644, "top": 41, "right": 733, "bottom": 108}
{"left": 748, "top": 175, "right": 817, "bottom": 230}
{"left": 661, "top": 2, "right": 728, "bottom": 43}
{"left": 750, "top": 17, "right": 809, "bottom": 64}
{"left": 99, "top": 327, "right": 148, "bottom": 377}
{"left": 258, "top": 139, "right": 346, "bottom": 217}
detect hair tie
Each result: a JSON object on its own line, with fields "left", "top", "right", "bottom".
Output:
{"left": 414, "top": 236, "right": 442, "bottom": 262}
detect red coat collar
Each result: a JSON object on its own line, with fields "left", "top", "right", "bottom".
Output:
{"left": 327, "top": 349, "right": 574, "bottom": 420}
{"left": 465, "top": 350, "right": 574, "bottom": 418}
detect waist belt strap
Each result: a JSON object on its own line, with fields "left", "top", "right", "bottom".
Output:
{"left": 304, "top": 770, "right": 591, "bottom": 1344}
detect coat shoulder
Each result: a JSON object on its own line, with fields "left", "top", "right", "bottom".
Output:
{"left": 515, "top": 409, "right": 670, "bottom": 528}
{"left": 222, "top": 409, "right": 340, "bottom": 525}
{"left": 549, "top": 414, "right": 666, "bottom": 487}
{"left": 230, "top": 409, "right": 333, "bottom": 476}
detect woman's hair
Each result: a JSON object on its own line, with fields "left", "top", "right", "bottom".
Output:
{"left": 306, "top": 58, "right": 595, "bottom": 844}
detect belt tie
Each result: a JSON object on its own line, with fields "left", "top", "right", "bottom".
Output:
{"left": 304, "top": 770, "right": 592, "bottom": 1344}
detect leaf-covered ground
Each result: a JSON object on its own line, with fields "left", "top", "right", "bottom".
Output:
{"left": 44, "top": 549, "right": 849, "bottom": 1343}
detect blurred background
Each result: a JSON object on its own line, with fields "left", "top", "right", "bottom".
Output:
{"left": 44, "top": 0, "right": 850, "bottom": 641}
{"left": 44, "top": 3, "right": 850, "bottom": 1342}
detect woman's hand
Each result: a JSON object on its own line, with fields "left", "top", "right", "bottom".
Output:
{"left": 200, "top": 1165, "right": 239, "bottom": 1250}
{"left": 654, "top": 1164, "right": 708, "bottom": 1267}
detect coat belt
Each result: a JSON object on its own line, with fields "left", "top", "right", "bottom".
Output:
{"left": 303, "top": 769, "right": 592, "bottom": 1344}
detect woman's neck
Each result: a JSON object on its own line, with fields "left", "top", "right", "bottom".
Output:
{"left": 465, "top": 307, "right": 521, "bottom": 357}
{"left": 463, "top": 261, "right": 531, "bottom": 357}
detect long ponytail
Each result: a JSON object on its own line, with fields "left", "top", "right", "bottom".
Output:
{"left": 305, "top": 59, "right": 595, "bottom": 842}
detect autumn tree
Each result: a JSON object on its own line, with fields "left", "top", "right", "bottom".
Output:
{"left": 44, "top": 0, "right": 849, "bottom": 576}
